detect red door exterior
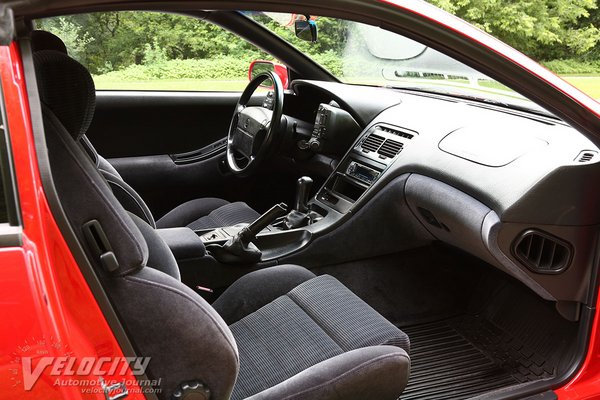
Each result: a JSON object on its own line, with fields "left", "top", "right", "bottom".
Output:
{"left": 0, "top": 5, "right": 600, "bottom": 396}
{"left": 0, "top": 43, "right": 145, "bottom": 400}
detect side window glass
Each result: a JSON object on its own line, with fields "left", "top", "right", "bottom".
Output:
{"left": 36, "top": 12, "right": 275, "bottom": 91}
{"left": 0, "top": 82, "right": 21, "bottom": 228}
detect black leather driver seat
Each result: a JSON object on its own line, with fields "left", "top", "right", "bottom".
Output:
{"left": 33, "top": 43, "right": 411, "bottom": 400}
{"left": 31, "top": 30, "right": 260, "bottom": 231}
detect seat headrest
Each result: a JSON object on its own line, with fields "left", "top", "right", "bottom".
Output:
{"left": 33, "top": 50, "right": 96, "bottom": 139}
{"left": 31, "top": 30, "right": 68, "bottom": 54}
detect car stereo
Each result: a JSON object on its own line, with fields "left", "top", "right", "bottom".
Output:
{"left": 346, "top": 161, "right": 380, "bottom": 184}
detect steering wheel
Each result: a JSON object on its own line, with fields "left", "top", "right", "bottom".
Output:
{"left": 227, "top": 71, "right": 284, "bottom": 176}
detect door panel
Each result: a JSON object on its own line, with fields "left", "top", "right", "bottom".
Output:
{"left": 108, "top": 153, "right": 236, "bottom": 219}
{"left": 87, "top": 91, "right": 266, "bottom": 217}
{"left": 87, "top": 91, "right": 245, "bottom": 157}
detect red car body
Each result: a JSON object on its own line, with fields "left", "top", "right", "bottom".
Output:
{"left": 0, "top": 44, "right": 146, "bottom": 400}
{"left": 0, "top": 1, "right": 599, "bottom": 398}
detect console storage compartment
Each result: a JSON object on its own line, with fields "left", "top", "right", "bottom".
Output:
{"left": 157, "top": 227, "right": 206, "bottom": 260}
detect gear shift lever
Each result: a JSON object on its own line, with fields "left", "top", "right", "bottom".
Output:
{"left": 294, "top": 176, "right": 313, "bottom": 213}
{"left": 285, "top": 176, "right": 314, "bottom": 229}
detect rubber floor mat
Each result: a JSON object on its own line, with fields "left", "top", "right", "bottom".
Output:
{"left": 399, "top": 316, "right": 555, "bottom": 400}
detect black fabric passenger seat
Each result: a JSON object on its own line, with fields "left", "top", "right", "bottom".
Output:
{"left": 32, "top": 45, "right": 411, "bottom": 400}
{"left": 230, "top": 274, "right": 410, "bottom": 399}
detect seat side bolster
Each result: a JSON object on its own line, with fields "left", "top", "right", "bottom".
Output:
{"left": 102, "top": 169, "right": 156, "bottom": 228}
{"left": 128, "top": 213, "right": 181, "bottom": 280}
{"left": 111, "top": 267, "right": 239, "bottom": 400}
{"left": 97, "top": 154, "right": 122, "bottom": 178}
{"left": 246, "top": 346, "right": 410, "bottom": 400}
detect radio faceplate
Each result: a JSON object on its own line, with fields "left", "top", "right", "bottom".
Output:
{"left": 315, "top": 122, "right": 417, "bottom": 214}
{"left": 346, "top": 161, "right": 380, "bottom": 184}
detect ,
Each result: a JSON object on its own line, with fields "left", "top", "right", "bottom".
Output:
{"left": 1, "top": 1, "right": 600, "bottom": 400}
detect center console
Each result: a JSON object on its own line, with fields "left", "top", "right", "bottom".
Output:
{"left": 196, "top": 108, "right": 417, "bottom": 264}
{"left": 316, "top": 123, "right": 417, "bottom": 213}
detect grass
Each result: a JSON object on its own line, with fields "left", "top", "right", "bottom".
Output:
{"left": 93, "top": 75, "right": 600, "bottom": 100}
{"left": 562, "top": 76, "right": 600, "bottom": 99}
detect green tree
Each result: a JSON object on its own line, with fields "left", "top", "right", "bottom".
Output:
{"left": 38, "top": 11, "right": 269, "bottom": 74}
{"left": 37, "top": 16, "right": 93, "bottom": 62}
{"left": 578, "top": 5, "right": 600, "bottom": 59}
{"left": 428, "top": 0, "right": 600, "bottom": 60}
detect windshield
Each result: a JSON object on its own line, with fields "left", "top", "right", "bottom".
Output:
{"left": 247, "top": 12, "right": 550, "bottom": 114}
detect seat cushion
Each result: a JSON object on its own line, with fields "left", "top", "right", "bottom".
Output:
{"left": 212, "top": 264, "right": 317, "bottom": 324}
{"left": 245, "top": 346, "right": 410, "bottom": 400}
{"left": 229, "top": 275, "right": 410, "bottom": 400}
{"left": 156, "top": 198, "right": 260, "bottom": 230}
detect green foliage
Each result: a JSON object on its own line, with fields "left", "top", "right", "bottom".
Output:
{"left": 97, "top": 56, "right": 253, "bottom": 81}
{"left": 578, "top": 6, "right": 600, "bottom": 60}
{"left": 311, "top": 50, "right": 344, "bottom": 76}
{"left": 428, "top": 0, "right": 600, "bottom": 60}
{"left": 143, "top": 41, "right": 168, "bottom": 65}
{"left": 252, "top": 15, "right": 348, "bottom": 56}
{"left": 37, "top": 11, "right": 349, "bottom": 80}
{"left": 37, "top": 16, "right": 93, "bottom": 62}
{"left": 542, "top": 59, "right": 600, "bottom": 74}
{"left": 96, "top": 52, "right": 345, "bottom": 82}
{"left": 37, "top": 8, "right": 600, "bottom": 82}
{"left": 38, "top": 11, "right": 270, "bottom": 74}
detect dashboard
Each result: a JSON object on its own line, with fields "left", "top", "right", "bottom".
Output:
{"left": 281, "top": 79, "right": 600, "bottom": 315}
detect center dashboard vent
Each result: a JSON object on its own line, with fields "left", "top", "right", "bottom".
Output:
{"left": 379, "top": 126, "right": 414, "bottom": 140}
{"left": 360, "top": 134, "right": 404, "bottom": 159}
{"left": 360, "top": 125, "right": 414, "bottom": 160}
{"left": 512, "top": 230, "right": 572, "bottom": 274}
{"left": 361, "top": 133, "right": 385, "bottom": 153}
{"left": 575, "top": 150, "right": 598, "bottom": 163}
{"left": 378, "top": 139, "right": 404, "bottom": 158}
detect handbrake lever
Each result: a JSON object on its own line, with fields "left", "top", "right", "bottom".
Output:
{"left": 239, "top": 203, "right": 288, "bottom": 243}
{"left": 207, "top": 203, "right": 288, "bottom": 265}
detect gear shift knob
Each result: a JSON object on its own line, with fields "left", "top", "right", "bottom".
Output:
{"left": 294, "top": 176, "right": 313, "bottom": 213}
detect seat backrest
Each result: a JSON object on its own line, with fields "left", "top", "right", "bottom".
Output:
{"left": 33, "top": 49, "right": 239, "bottom": 400}
{"left": 31, "top": 29, "right": 68, "bottom": 54}
{"left": 31, "top": 30, "right": 157, "bottom": 228}
{"left": 79, "top": 135, "right": 157, "bottom": 227}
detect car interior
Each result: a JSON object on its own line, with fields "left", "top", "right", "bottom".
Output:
{"left": 16, "top": 5, "right": 600, "bottom": 400}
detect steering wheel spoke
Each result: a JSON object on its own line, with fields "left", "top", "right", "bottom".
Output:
{"left": 226, "top": 72, "right": 284, "bottom": 175}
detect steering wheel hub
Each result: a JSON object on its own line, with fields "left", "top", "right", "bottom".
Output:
{"left": 227, "top": 71, "right": 284, "bottom": 175}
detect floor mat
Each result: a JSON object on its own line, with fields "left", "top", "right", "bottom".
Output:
{"left": 400, "top": 315, "right": 555, "bottom": 400}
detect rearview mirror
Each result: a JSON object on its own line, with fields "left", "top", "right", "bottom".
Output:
{"left": 248, "top": 60, "right": 289, "bottom": 89}
{"left": 295, "top": 18, "right": 318, "bottom": 42}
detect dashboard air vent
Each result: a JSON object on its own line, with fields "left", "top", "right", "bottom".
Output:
{"left": 379, "top": 127, "right": 414, "bottom": 140}
{"left": 576, "top": 151, "right": 597, "bottom": 163}
{"left": 513, "top": 230, "right": 572, "bottom": 274}
{"left": 361, "top": 133, "right": 385, "bottom": 153}
{"left": 378, "top": 139, "right": 404, "bottom": 158}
